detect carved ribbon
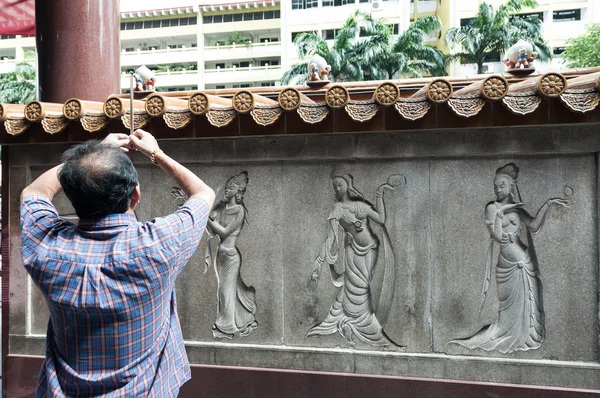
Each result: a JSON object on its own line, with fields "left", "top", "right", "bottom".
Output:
{"left": 122, "top": 109, "right": 150, "bottom": 130}
{"left": 164, "top": 108, "right": 193, "bottom": 130}
{"left": 41, "top": 113, "right": 68, "bottom": 134}
{"left": 394, "top": 98, "right": 431, "bottom": 121}
{"left": 447, "top": 95, "right": 486, "bottom": 118}
{"left": 502, "top": 92, "right": 542, "bottom": 115}
{"left": 297, "top": 103, "right": 329, "bottom": 124}
{"left": 81, "top": 111, "right": 110, "bottom": 133}
{"left": 206, "top": 106, "right": 236, "bottom": 127}
{"left": 345, "top": 100, "right": 379, "bottom": 122}
{"left": 559, "top": 88, "right": 600, "bottom": 113}
{"left": 250, "top": 104, "right": 283, "bottom": 126}
{"left": 4, "top": 117, "right": 30, "bottom": 136}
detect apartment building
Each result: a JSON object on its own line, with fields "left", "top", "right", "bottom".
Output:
{"left": 447, "top": 0, "right": 600, "bottom": 75}
{"left": 1, "top": 0, "right": 599, "bottom": 93}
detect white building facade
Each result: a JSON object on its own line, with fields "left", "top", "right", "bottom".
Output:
{"left": 0, "top": 0, "right": 599, "bottom": 92}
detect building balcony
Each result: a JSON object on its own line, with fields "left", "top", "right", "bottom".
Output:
{"left": 120, "top": 25, "right": 197, "bottom": 41}
{"left": 0, "top": 58, "right": 17, "bottom": 74}
{"left": 203, "top": 41, "right": 282, "bottom": 62}
{"left": 120, "top": 70, "right": 199, "bottom": 89}
{"left": 121, "top": 47, "right": 199, "bottom": 67}
{"left": 203, "top": 65, "right": 282, "bottom": 84}
{"left": 0, "top": 36, "right": 35, "bottom": 50}
{"left": 410, "top": 0, "right": 437, "bottom": 14}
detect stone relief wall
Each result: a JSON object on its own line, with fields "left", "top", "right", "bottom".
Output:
{"left": 7, "top": 124, "right": 600, "bottom": 389}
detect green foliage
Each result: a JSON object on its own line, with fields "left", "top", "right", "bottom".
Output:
{"left": 374, "top": 15, "right": 446, "bottom": 79}
{"left": 282, "top": 11, "right": 445, "bottom": 84}
{"left": 156, "top": 63, "right": 198, "bottom": 73}
{"left": 561, "top": 23, "right": 600, "bottom": 68}
{"left": 226, "top": 31, "right": 252, "bottom": 47}
{"left": 444, "top": 0, "right": 550, "bottom": 74}
{"left": 0, "top": 62, "right": 36, "bottom": 104}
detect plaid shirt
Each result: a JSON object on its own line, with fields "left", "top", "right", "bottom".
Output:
{"left": 20, "top": 194, "right": 209, "bottom": 397}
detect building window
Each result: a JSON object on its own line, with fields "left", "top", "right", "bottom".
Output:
{"left": 483, "top": 52, "right": 501, "bottom": 63}
{"left": 240, "top": 61, "right": 250, "bottom": 68}
{"left": 203, "top": 11, "right": 279, "bottom": 23}
{"left": 553, "top": 47, "right": 566, "bottom": 57}
{"left": 460, "top": 18, "right": 474, "bottom": 27}
{"left": 323, "top": 29, "right": 335, "bottom": 40}
{"left": 293, "top": 0, "right": 318, "bottom": 9}
{"left": 216, "top": 85, "right": 225, "bottom": 89}
{"left": 323, "top": 0, "right": 354, "bottom": 6}
{"left": 513, "top": 12, "right": 544, "bottom": 22}
{"left": 393, "top": 24, "right": 399, "bottom": 35}
{"left": 553, "top": 9, "right": 581, "bottom": 22}
{"left": 240, "top": 84, "right": 251, "bottom": 88}
{"left": 120, "top": 17, "right": 197, "bottom": 30}
{"left": 215, "top": 63, "right": 225, "bottom": 69}
{"left": 292, "top": 31, "right": 312, "bottom": 41}
{"left": 261, "top": 82, "right": 275, "bottom": 87}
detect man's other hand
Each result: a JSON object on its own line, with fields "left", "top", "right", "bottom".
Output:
{"left": 102, "top": 133, "right": 131, "bottom": 152}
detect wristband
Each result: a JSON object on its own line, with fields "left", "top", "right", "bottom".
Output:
{"left": 150, "top": 148, "right": 163, "bottom": 165}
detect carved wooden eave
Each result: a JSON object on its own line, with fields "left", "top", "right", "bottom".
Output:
{"left": 1, "top": 67, "right": 599, "bottom": 143}
{"left": 502, "top": 72, "right": 567, "bottom": 115}
{"left": 447, "top": 75, "right": 509, "bottom": 118}
{"left": 558, "top": 71, "right": 600, "bottom": 114}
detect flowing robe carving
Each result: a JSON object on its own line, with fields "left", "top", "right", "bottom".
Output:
{"left": 308, "top": 201, "right": 397, "bottom": 347}
{"left": 208, "top": 203, "right": 257, "bottom": 339}
{"left": 452, "top": 203, "right": 544, "bottom": 353}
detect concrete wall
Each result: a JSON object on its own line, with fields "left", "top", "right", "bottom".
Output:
{"left": 7, "top": 123, "right": 600, "bottom": 389}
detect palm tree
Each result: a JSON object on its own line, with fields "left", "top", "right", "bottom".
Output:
{"left": 0, "top": 62, "right": 36, "bottom": 104}
{"left": 373, "top": 15, "right": 446, "bottom": 79}
{"left": 445, "top": 0, "right": 551, "bottom": 74}
{"left": 282, "top": 11, "right": 389, "bottom": 84}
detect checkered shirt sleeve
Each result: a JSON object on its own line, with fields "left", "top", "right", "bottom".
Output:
{"left": 159, "top": 196, "right": 210, "bottom": 274}
{"left": 20, "top": 195, "right": 63, "bottom": 267}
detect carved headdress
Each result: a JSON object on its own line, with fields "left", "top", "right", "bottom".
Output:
{"left": 227, "top": 171, "right": 249, "bottom": 193}
{"left": 495, "top": 163, "right": 521, "bottom": 203}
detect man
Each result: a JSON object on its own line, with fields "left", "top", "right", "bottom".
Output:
{"left": 20, "top": 130, "right": 215, "bottom": 397}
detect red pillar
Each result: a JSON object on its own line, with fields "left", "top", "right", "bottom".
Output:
{"left": 35, "top": 0, "right": 120, "bottom": 103}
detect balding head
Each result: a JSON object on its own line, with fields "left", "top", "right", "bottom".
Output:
{"left": 59, "top": 140, "right": 138, "bottom": 219}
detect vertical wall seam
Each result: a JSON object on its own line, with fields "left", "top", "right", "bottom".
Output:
{"left": 427, "top": 160, "right": 434, "bottom": 352}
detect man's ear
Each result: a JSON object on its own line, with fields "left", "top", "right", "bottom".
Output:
{"left": 131, "top": 185, "right": 141, "bottom": 207}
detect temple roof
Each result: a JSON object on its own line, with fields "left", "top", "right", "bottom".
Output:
{"left": 1, "top": 68, "right": 599, "bottom": 144}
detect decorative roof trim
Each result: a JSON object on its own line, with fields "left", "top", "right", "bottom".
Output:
{"left": 1, "top": 68, "right": 599, "bottom": 138}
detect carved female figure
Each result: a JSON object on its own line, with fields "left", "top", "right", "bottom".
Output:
{"left": 206, "top": 172, "right": 258, "bottom": 339}
{"left": 308, "top": 169, "right": 405, "bottom": 348}
{"left": 450, "top": 163, "right": 570, "bottom": 353}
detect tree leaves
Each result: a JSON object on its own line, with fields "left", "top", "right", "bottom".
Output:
{"left": 281, "top": 11, "right": 446, "bottom": 85}
{"left": 0, "top": 62, "right": 36, "bottom": 104}
{"left": 561, "top": 23, "right": 600, "bottom": 68}
{"left": 445, "top": 0, "right": 550, "bottom": 74}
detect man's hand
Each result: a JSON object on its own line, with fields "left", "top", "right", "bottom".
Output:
{"left": 128, "top": 129, "right": 160, "bottom": 158}
{"left": 101, "top": 133, "right": 131, "bottom": 152}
